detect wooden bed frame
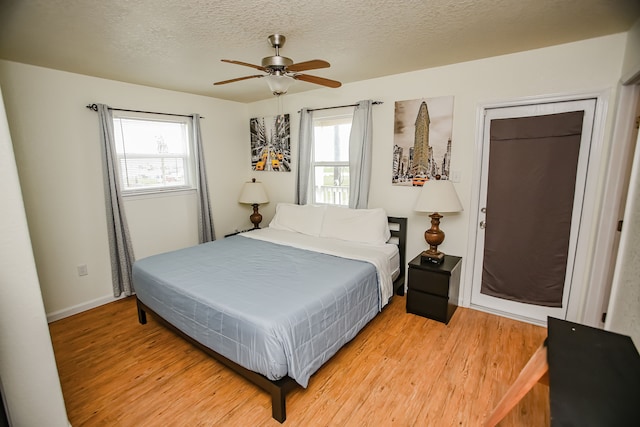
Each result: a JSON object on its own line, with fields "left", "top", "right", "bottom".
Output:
{"left": 388, "top": 216, "right": 407, "bottom": 296}
{"left": 136, "top": 216, "right": 407, "bottom": 423}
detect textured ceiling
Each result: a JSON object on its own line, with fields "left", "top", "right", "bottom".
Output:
{"left": 1, "top": 0, "right": 639, "bottom": 103}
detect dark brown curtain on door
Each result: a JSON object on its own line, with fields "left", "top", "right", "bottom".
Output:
{"left": 480, "top": 111, "right": 584, "bottom": 307}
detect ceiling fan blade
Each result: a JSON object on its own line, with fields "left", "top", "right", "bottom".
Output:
{"left": 293, "top": 74, "right": 342, "bottom": 88}
{"left": 213, "top": 75, "right": 264, "bottom": 85}
{"left": 221, "top": 59, "right": 268, "bottom": 72}
{"left": 286, "top": 59, "right": 330, "bottom": 72}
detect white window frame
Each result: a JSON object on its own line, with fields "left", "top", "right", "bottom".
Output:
{"left": 310, "top": 109, "right": 353, "bottom": 206}
{"left": 112, "top": 111, "right": 196, "bottom": 196}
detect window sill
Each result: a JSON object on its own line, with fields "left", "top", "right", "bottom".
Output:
{"left": 122, "top": 187, "right": 197, "bottom": 201}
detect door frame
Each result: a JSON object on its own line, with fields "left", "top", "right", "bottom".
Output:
{"left": 462, "top": 90, "right": 610, "bottom": 326}
{"left": 586, "top": 79, "right": 640, "bottom": 327}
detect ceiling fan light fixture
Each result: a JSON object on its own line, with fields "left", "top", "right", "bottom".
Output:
{"left": 265, "top": 73, "right": 293, "bottom": 96}
{"left": 213, "top": 34, "right": 341, "bottom": 94}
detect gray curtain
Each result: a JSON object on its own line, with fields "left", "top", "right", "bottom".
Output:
{"left": 97, "top": 104, "right": 135, "bottom": 297}
{"left": 296, "top": 108, "right": 313, "bottom": 205}
{"left": 348, "top": 100, "right": 373, "bottom": 208}
{"left": 192, "top": 114, "right": 215, "bottom": 242}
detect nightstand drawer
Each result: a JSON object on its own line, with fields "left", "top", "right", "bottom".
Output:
{"left": 407, "top": 290, "right": 455, "bottom": 323}
{"left": 406, "top": 254, "right": 461, "bottom": 324}
{"left": 408, "top": 268, "right": 450, "bottom": 297}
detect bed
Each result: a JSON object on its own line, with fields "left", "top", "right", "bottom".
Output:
{"left": 133, "top": 204, "right": 407, "bottom": 422}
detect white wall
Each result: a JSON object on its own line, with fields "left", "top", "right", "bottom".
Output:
{"left": 605, "top": 17, "right": 640, "bottom": 346}
{"left": 0, "top": 86, "right": 69, "bottom": 426}
{"left": 0, "top": 61, "right": 251, "bottom": 318}
{"left": 621, "top": 18, "right": 640, "bottom": 81}
{"left": 247, "top": 34, "right": 627, "bottom": 323}
{"left": 607, "top": 128, "right": 640, "bottom": 347}
{"left": 125, "top": 192, "right": 199, "bottom": 259}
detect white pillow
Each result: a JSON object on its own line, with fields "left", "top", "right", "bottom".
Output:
{"left": 320, "top": 206, "right": 391, "bottom": 245}
{"left": 268, "top": 203, "right": 326, "bottom": 236}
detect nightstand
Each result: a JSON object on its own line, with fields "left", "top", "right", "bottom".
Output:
{"left": 406, "top": 254, "right": 462, "bottom": 324}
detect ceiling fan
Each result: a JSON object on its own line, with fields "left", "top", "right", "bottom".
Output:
{"left": 213, "top": 34, "right": 342, "bottom": 96}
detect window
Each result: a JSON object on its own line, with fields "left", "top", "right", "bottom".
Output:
{"left": 311, "top": 111, "right": 353, "bottom": 206}
{"left": 112, "top": 112, "right": 195, "bottom": 194}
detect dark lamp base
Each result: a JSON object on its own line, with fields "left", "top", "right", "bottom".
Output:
{"left": 249, "top": 203, "right": 262, "bottom": 229}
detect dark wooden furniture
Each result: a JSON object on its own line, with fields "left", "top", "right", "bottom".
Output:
{"left": 136, "top": 216, "right": 407, "bottom": 423}
{"left": 388, "top": 216, "right": 407, "bottom": 296}
{"left": 485, "top": 317, "right": 640, "bottom": 426}
{"left": 137, "top": 299, "right": 297, "bottom": 422}
{"left": 547, "top": 317, "right": 640, "bottom": 426}
{"left": 406, "top": 254, "right": 461, "bottom": 324}
{"left": 224, "top": 227, "right": 260, "bottom": 237}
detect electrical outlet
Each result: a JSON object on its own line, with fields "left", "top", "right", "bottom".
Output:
{"left": 77, "top": 264, "right": 88, "bottom": 276}
{"left": 450, "top": 170, "right": 461, "bottom": 182}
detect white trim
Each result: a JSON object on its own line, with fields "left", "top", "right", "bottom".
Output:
{"left": 566, "top": 90, "right": 609, "bottom": 323}
{"left": 469, "top": 303, "right": 547, "bottom": 327}
{"left": 463, "top": 90, "right": 610, "bottom": 325}
{"left": 46, "top": 293, "right": 128, "bottom": 323}
{"left": 583, "top": 83, "right": 640, "bottom": 327}
{"left": 621, "top": 64, "right": 640, "bottom": 86}
{"left": 122, "top": 187, "right": 196, "bottom": 201}
{"left": 605, "top": 118, "right": 640, "bottom": 335}
{"left": 462, "top": 106, "right": 488, "bottom": 307}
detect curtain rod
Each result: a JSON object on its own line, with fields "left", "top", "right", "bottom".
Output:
{"left": 85, "top": 103, "right": 204, "bottom": 119}
{"left": 297, "top": 101, "right": 383, "bottom": 113}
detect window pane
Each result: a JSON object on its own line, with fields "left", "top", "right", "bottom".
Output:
{"left": 114, "top": 118, "right": 189, "bottom": 155}
{"left": 119, "top": 157, "right": 187, "bottom": 190}
{"left": 313, "top": 166, "right": 349, "bottom": 206}
{"left": 313, "top": 121, "right": 350, "bottom": 162}
{"left": 310, "top": 113, "right": 352, "bottom": 206}
{"left": 112, "top": 114, "right": 194, "bottom": 193}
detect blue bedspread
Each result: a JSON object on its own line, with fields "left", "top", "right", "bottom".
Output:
{"left": 133, "top": 235, "right": 380, "bottom": 387}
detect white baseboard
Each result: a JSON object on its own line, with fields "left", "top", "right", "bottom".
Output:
{"left": 469, "top": 303, "right": 547, "bottom": 327}
{"left": 46, "top": 294, "right": 127, "bottom": 323}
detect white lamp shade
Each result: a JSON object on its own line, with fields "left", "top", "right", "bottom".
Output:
{"left": 239, "top": 180, "right": 269, "bottom": 204}
{"left": 414, "top": 179, "right": 463, "bottom": 213}
{"left": 264, "top": 74, "right": 294, "bottom": 95}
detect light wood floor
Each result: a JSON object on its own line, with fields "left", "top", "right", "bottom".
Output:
{"left": 49, "top": 295, "right": 549, "bottom": 426}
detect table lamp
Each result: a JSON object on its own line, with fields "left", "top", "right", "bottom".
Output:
{"left": 239, "top": 178, "right": 269, "bottom": 228}
{"left": 414, "top": 177, "right": 463, "bottom": 264}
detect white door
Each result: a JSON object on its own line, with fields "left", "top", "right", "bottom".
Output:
{"left": 470, "top": 99, "right": 597, "bottom": 324}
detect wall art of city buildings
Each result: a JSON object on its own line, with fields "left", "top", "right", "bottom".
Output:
{"left": 392, "top": 96, "right": 454, "bottom": 186}
{"left": 250, "top": 114, "right": 291, "bottom": 172}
